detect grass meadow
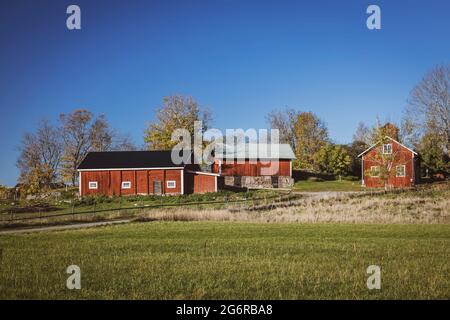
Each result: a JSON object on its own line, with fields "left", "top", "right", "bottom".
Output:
{"left": 0, "top": 221, "right": 449, "bottom": 299}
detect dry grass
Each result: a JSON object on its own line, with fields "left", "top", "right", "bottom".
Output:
{"left": 136, "top": 188, "right": 450, "bottom": 224}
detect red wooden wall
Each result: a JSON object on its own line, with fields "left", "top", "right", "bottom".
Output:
{"left": 80, "top": 169, "right": 182, "bottom": 196}
{"left": 362, "top": 141, "right": 415, "bottom": 188}
{"left": 212, "top": 159, "right": 291, "bottom": 176}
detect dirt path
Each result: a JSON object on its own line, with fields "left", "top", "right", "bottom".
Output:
{"left": 0, "top": 219, "right": 131, "bottom": 235}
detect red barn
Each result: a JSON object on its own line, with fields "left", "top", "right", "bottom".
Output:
{"left": 77, "top": 151, "right": 219, "bottom": 196}
{"left": 358, "top": 136, "right": 418, "bottom": 188}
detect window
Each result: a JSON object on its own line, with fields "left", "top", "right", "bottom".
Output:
{"left": 383, "top": 144, "right": 392, "bottom": 154}
{"left": 396, "top": 165, "right": 406, "bottom": 177}
{"left": 88, "top": 181, "right": 98, "bottom": 189}
{"left": 166, "top": 180, "right": 176, "bottom": 189}
{"left": 121, "top": 181, "right": 131, "bottom": 189}
{"left": 370, "top": 166, "right": 380, "bottom": 177}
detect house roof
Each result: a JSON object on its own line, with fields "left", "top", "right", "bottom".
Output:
{"left": 357, "top": 136, "right": 418, "bottom": 158}
{"left": 214, "top": 143, "right": 296, "bottom": 160}
{"left": 77, "top": 150, "right": 183, "bottom": 170}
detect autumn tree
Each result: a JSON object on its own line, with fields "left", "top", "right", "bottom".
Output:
{"left": 293, "top": 112, "right": 329, "bottom": 170}
{"left": 265, "top": 107, "right": 300, "bottom": 150}
{"left": 314, "top": 144, "right": 351, "bottom": 179}
{"left": 16, "top": 119, "right": 63, "bottom": 193}
{"left": 144, "top": 95, "right": 211, "bottom": 150}
{"left": 59, "top": 109, "right": 114, "bottom": 185}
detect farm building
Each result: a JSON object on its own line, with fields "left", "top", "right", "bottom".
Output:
{"left": 358, "top": 136, "right": 418, "bottom": 188}
{"left": 77, "top": 150, "right": 219, "bottom": 196}
{"left": 212, "top": 143, "right": 296, "bottom": 189}
{"left": 77, "top": 144, "right": 296, "bottom": 196}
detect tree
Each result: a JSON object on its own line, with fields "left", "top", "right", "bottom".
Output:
{"left": 144, "top": 95, "right": 211, "bottom": 150}
{"left": 59, "top": 109, "right": 113, "bottom": 185}
{"left": 293, "top": 112, "right": 329, "bottom": 170}
{"left": 16, "top": 119, "right": 63, "bottom": 193}
{"left": 353, "top": 122, "right": 372, "bottom": 146}
{"left": 418, "top": 133, "right": 449, "bottom": 175}
{"left": 265, "top": 107, "right": 300, "bottom": 150}
{"left": 314, "top": 144, "right": 351, "bottom": 179}
{"left": 404, "top": 64, "right": 450, "bottom": 155}
{"left": 112, "top": 133, "right": 137, "bottom": 151}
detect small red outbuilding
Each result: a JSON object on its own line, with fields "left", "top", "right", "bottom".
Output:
{"left": 358, "top": 136, "right": 418, "bottom": 188}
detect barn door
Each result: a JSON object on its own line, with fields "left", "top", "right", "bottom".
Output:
{"left": 153, "top": 181, "right": 162, "bottom": 195}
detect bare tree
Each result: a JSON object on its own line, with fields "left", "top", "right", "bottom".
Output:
{"left": 404, "top": 64, "right": 450, "bottom": 154}
{"left": 352, "top": 122, "right": 372, "bottom": 146}
{"left": 60, "top": 109, "right": 113, "bottom": 185}
{"left": 266, "top": 107, "right": 300, "bottom": 150}
{"left": 16, "top": 119, "right": 63, "bottom": 193}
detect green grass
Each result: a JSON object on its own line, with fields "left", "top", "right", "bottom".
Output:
{"left": 293, "top": 179, "right": 365, "bottom": 192}
{"left": 0, "top": 189, "right": 280, "bottom": 223}
{"left": 0, "top": 221, "right": 448, "bottom": 299}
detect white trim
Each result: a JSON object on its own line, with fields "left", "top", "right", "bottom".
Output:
{"left": 357, "top": 136, "right": 418, "bottom": 157}
{"left": 88, "top": 181, "right": 98, "bottom": 189}
{"left": 181, "top": 169, "right": 184, "bottom": 195}
{"left": 361, "top": 156, "right": 364, "bottom": 185}
{"left": 186, "top": 170, "right": 220, "bottom": 177}
{"left": 382, "top": 143, "right": 392, "bottom": 154}
{"left": 121, "top": 181, "right": 132, "bottom": 189}
{"left": 79, "top": 172, "right": 81, "bottom": 195}
{"left": 370, "top": 166, "right": 380, "bottom": 177}
{"left": 395, "top": 165, "right": 406, "bottom": 177}
{"left": 215, "top": 176, "right": 218, "bottom": 192}
{"left": 166, "top": 180, "right": 176, "bottom": 189}
{"left": 77, "top": 167, "right": 184, "bottom": 172}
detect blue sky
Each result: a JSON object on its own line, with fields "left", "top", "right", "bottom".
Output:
{"left": 0, "top": 0, "right": 449, "bottom": 186}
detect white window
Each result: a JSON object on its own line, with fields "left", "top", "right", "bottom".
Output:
{"left": 370, "top": 166, "right": 380, "bottom": 177}
{"left": 383, "top": 144, "right": 392, "bottom": 154}
{"left": 166, "top": 180, "right": 176, "bottom": 189}
{"left": 121, "top": 181, "right": 131, "bottom": 189}
{"left": 396, "top": 165, "right": 406, "bottom": 177}
{"left": 88, "top": 181, "right": 98, "bottom": 189}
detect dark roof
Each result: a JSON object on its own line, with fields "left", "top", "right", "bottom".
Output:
{"left": 77, "top": 151, "right": 183, "bottom": 170}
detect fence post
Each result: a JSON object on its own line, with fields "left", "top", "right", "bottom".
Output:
{"left": 71, "top": 204, "right": 74, "bottom": 220}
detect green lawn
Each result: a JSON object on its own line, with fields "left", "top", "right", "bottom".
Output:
{"left": 293, "top": 179, "right": 365, "bottom": 192}
{"left": 0, "top": 221, "right": 448, "bottom": 299}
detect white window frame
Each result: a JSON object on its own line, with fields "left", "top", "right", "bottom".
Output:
{"left": 88, "top": 181, "right": 98, "bottom": 190}
{"left": 383, "top": 144, "right": 392, "bottom": 154}
{"left": 396, "top": 165, "right": 406, "bottom": 177}
{"left": 166, "top": 180, "right": 176, "bottom": 189}
{"left": 121, "top": 181, "right": 132, "bottom": 189}
{"left": 370, "top": 166, "right": 380, "bottom": 177}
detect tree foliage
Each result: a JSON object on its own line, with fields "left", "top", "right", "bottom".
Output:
{"left": 314, "top": 144, "right": 351, "bottom": 179}
{"left": 144, "top": 95, "right": 211, "bottom": 150}
{"left": 293, "top": 112, "right": 329, "bottom": 170}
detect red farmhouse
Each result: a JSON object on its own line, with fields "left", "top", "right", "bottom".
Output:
{"left": 358, "top": 136, "right": 418, "bottom": 188}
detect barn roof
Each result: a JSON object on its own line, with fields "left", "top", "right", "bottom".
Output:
{"left": 77, "top": 150, "right": 184, "bottom": 170}
{"left": 357, "top": 136, "right": 418, "bottom": 158}
{"left": 214, "top": 143, "right": 296, "bottom": 160}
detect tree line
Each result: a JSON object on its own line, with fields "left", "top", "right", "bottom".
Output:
{"left": 17, "top": 109, "right": 136, "bottom": 194}
{"left": 16, "top": 64, "right": 449, "bottom": 193}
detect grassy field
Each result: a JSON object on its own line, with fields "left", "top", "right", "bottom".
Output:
{"left": 0, "top": 189, "right": 281, "bottom": 224}
{"left": 0, "top": 221, "right": 449, "bottom": 299}
{"left": 293, "top": 179, "right": 364, "bottom": 192}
